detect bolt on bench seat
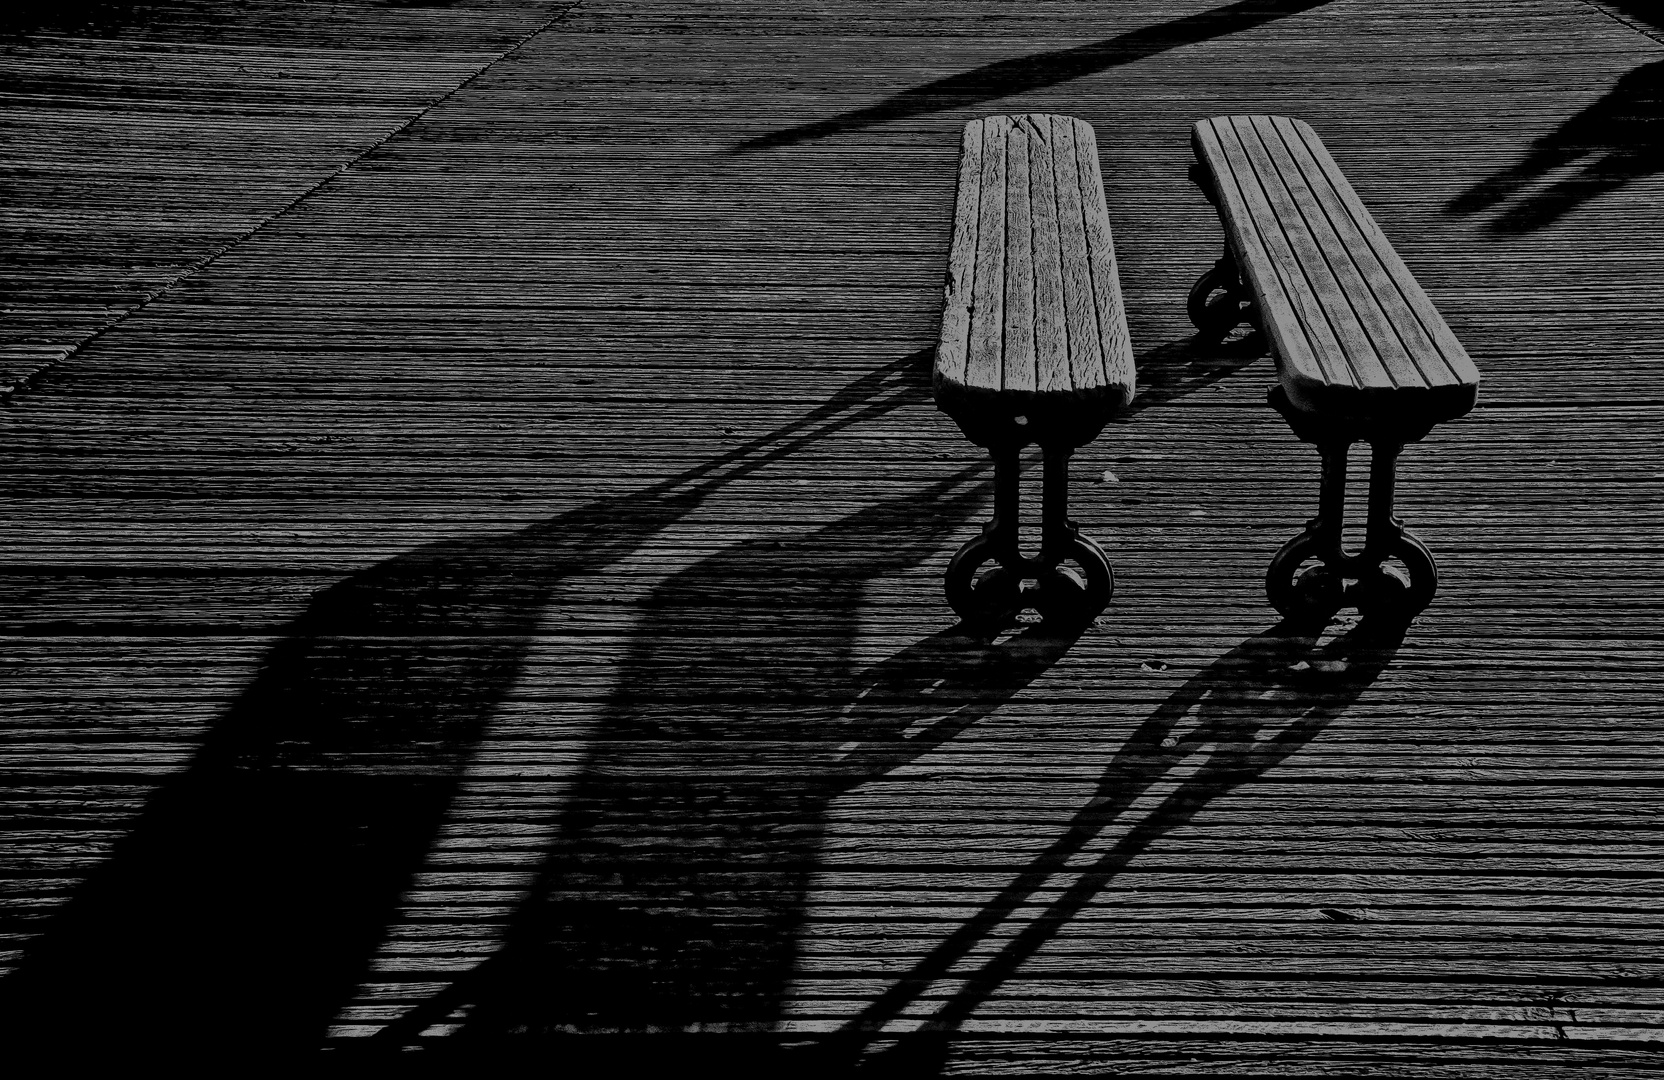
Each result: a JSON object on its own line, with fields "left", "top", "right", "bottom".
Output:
{"left": 1188, "top": 114, "right": 1481, "bottom": 615}
{"left": 935, "top": 114, "right": 1136, "bottom": 624}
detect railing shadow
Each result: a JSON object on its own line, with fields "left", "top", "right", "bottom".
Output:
{"left": 0, "top": 352, "right": 936, "bottom": 1056}
{"left": 732, "top": 0, "right": 1333, "bottom": 154}
{"left": 813, "top": 611, "right": 1409, "bottom": 1076}
{"left": 1447, "top": 57, "right": 1664, "bottom": 233}
{"left": 370, "top": 480, "right": 1090, "bottom": 1055}
{"left": 1, "top": 316, "right": 1276, "bottom": 1056}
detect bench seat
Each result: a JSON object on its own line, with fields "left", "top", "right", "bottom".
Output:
{"left": 935, "top": 114, "right": 1135, "bottom": 446}
{"left": 1192, "top": 114, "right": 1480, "bottom": 427}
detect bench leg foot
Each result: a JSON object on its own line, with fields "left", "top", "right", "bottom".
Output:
{"left": 944, "top": 444, "right": 1112, "bottom": 626}
{"left": 1031, "top": 532, "right": 1113, "bottom": 624}
{"left": 1266, "top": 436, "right": 1439, "bottom": 618}
{"left": 1187, "top": 256, "right": 1254, "bottom": 337}
{"left": 944, "top": 534, "right": 1024, "bottom": 625}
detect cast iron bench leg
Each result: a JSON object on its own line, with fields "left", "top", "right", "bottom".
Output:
{"left": 944, "top": 441, "right": 1112, "bottom": 625}
{"left": 1266, "top": 394, "right": 1439, "bottom": 616}
{"left": 1039, "top": 444, "right": 1114, "bottom": 619}
{"left": 1184, "top": 164, "right": 1255, "bottom": 338}
{"left": 1186, "top": 252, "right": 1255, "bottom": 337}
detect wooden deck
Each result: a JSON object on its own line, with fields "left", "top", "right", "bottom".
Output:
{"left": 2, "top": 0, "right": 1663, "bottom": 1068}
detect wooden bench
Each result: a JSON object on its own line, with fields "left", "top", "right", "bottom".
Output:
{"left": 935, "top": 114, "right": 1136, "bottom": 624}
{"left": 1188, "top": 114, "right": 1481, "bottom": 616}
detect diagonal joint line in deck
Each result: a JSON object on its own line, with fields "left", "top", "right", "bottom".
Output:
{"left": 0, "top": 1, "right": 585, "bottom": 406}
{"left": 1575, "top": 0, "right": 1664, "bottom": 47}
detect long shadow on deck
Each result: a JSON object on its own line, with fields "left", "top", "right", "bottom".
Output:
{"left": 821, "top": 611, "right": 1408, "bottom": 1076}
{"left": 379, "top": 480, "right": 1090, "bottom": 1059}
{"left": 732, "top": 0, "right": 1333, "bottom": 154}
{"left": 0, "top": 322, "right": 1262, "bottom": 1055}
{"left": 1447, "top": 57, "right": 1664, "bottom": 233}
{"left": 0, "top": 352, "right": 939, "bottom": 1056}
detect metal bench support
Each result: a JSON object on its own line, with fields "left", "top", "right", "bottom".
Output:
{"left": 944, "top": 436, "right": 1111, "bottom": 626}
{"left": 1185, "top": 115, "right": 1481, "bottom": 618}
{"left": 934, "top": 114, "right": 1135, "bottom": 628}
{"left": 1264, "top": 389, "right": 1439, "bottom": 616}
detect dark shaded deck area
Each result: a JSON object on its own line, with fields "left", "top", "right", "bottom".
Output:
{"left": 2, "top": 0, "right": 1663, "bottom": 1070}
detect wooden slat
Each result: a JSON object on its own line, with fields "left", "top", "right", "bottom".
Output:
{"left": 1072, "top": 117, "right": 1135, "bottom": 405}
{"left": 1050, "top": 115, "right": 1105, "bottom": 401}
{"left": 1026, "top": 117, "right": 1070, "bottom": 396}
{"left": 933, "top": 120, "right": 983, "bottom": 391}
{"left": 1001, "top": 123, "right": 1037, "bottom": 393}
{"left": 963, "top": 115, "right": 1009, "bottom": 396}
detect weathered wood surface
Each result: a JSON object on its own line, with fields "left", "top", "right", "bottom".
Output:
{"left": 1192, "top": 114, "right": 1482, "bottom": 422}
{"left": 1, "top": 0, "right": 1663, "bottom": 1069}
{"left": 936, "top": 114, "right": 1136, "bottom": 422}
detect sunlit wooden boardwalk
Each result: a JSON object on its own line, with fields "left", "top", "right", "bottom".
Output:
{"left": 2, "top": 0, "right": 1663, "bottom": 1070}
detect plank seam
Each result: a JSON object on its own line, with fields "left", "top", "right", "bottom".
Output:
{"left": 1574, "top": 0, "right": 1664, "bottom": 47}
{"left": 0, "top": 0, "right": 584, "bottom": 406}
{"left": 1072, "top": 123, "right": 1106, "bottom": 393}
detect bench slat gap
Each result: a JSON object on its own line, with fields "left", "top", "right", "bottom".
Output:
{"left": 1074, "top": 119, "right": 1130, "bottom": 400}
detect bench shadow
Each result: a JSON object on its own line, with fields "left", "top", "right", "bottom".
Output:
{"left": 367, "top": 478, "right": 1089, "bottom": 1057}
{"left": 0, "top": 315, "right": 1281, "bottom": 1055}
{"left": 0, "top": 352, "right": 937, "bottom": 1056}
{"left": 731, "top": 0, "right": 1333, "bottom": 154}
{"left": 1446, "top": 57, "right": 1664, "bottom": 233}
{"left": 811, "top": 610, "right": 1409, "bottom": 1075}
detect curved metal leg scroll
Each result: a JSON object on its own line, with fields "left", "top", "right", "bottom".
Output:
{"left": 944, "top": 533, "right": 1023, "bottom": 624}
{"left": 945, "top": 443, "right": 1112, "bottom": 626}
{"left": 1033, "top": 533, "right": 1113, "bottom": 623}
{"left": 1187, "top": 256, "right": 1254, "bottom": 336}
